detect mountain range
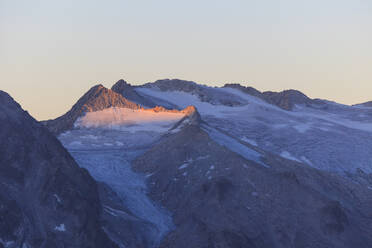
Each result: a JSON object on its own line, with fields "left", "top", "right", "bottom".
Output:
{"left": 2, "top": 78, "right": 372, "bottom": 248}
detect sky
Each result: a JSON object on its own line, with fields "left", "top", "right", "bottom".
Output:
{"left": 1, "top": 0, "right": 371, "bottom": 120}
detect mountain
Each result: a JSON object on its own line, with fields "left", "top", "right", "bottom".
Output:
{"left": 43, "top": 84, "right": 201, "bottom": 247}
{"left": 40, "top": 79, "right": 372, "bottom": 247}
{"left": 0, "top": 90, "right": 117, "bottom": 247}
{"left": 135, "top": 79, "right": 372, "bottom": 173}
{"left": 43, "top": 84, "right": 140, "bottom": 135}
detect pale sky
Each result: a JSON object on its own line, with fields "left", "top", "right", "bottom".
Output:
{"left": 1, "top": 0, "right": 371, "bottom": 120}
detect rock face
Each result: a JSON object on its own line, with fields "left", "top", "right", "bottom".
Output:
{"left": 223, "top": 83, "right": 264, "bottom": 99}
{"left": 111, "top": 79, "right": 157, "bottom": 108}
{"left": 43, "top": 84, "right": 140, "bottom": 134}
{"left": 133, "top": 122, "right": 372, "bottom": 248}
{"left": 0, "top": 91, "right": 117, "bottom": 247}
{"left": 262, "top": 89, "right": 315, "bottom": 110}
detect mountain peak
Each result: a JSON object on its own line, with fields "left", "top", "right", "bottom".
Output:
{"left": 144, "top": 79, "right": 198, "bottom": 92}
{"left": 43, "top": 85, "right": 140, "bottom": 134}
{"left": 111, "top": 79, "right": 130, "bottom": 92}
{"left": 262, "top": 89, "right": 312, "bottom": 110}
{"left": 112, "top": 79, "right": 157, "bottom": 108}
{"left": 223, "top": 83, "right": 263, "bottom": 98}
{"left": 0, "top": 90, "right": 19, "bottom": 109}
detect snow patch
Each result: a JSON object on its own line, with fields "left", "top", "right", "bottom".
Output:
{"left": 293, "top": 123, "right": 311, "bottom": 133}
{"left": 53, "top": 194, "right": 62, "bottom": 203}
{"left": 241, "top": 137, "right": 258, "bottom": 146}
{"left": 300, "top": 156, "right": 313, "bottom": 166}
{"left": 67, "top": 141, "right": 82, "bottom": 148}
{"left": 280, "top": 151, "right": 301, "bottom": 162}
{"left": 178, "top": 163, "right": 188, "bottom": 170}
{"left": 55, "top": 224, "right": 66, "bottom": 232}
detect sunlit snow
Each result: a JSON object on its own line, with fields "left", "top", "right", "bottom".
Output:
{"left": 75, "top": 107, "right": 185, "bottom": 132}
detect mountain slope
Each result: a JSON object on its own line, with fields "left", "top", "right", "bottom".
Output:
{"left": 132, "top": 120, "right": 372, "bottom": 248}
{"left": 0, "top": 91, "right": 117, "bottom": 247}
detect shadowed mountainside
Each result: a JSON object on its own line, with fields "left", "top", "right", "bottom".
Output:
{"left": 0, "top": 90, "right": 118, "bottom": 248}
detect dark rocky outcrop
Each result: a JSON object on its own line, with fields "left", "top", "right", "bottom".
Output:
{"left": 0, "top": 91, "right": 117, "bottom": 247}
{"left": 262, "top": 89, "right": 314, "bottom": 110}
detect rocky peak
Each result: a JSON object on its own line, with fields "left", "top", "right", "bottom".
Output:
{"left": 111, "top": 79, "right": 131, "bottom": 93}
{"left": 223, "top": 83, "right": 263, "bottom": 99}
{"left": 169, "top": 105, "right": 202, "bottom": 131}
{"left": 144, "top": 79, "right": 198, "bottom": 92}
{"left": 262, "top": 89, "right": 312, "bottom": 110}
{"left": 77, "top": 84, "right": 139, "bottom": 112}
{"left": 43, "top": 84, "right": 140, "bottom": 134}
{"left": 181, "top": 105, "right": 201, "bottom": 124}
{"left": 0, "top": 91, "right": 25, "bottom": 122}
{"left": 111, "top": 79, "right": 157, "bottom": 108}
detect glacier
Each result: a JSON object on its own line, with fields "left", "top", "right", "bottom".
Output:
{"left": 59, "top": 127, "right": 175, "bottom": 247}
